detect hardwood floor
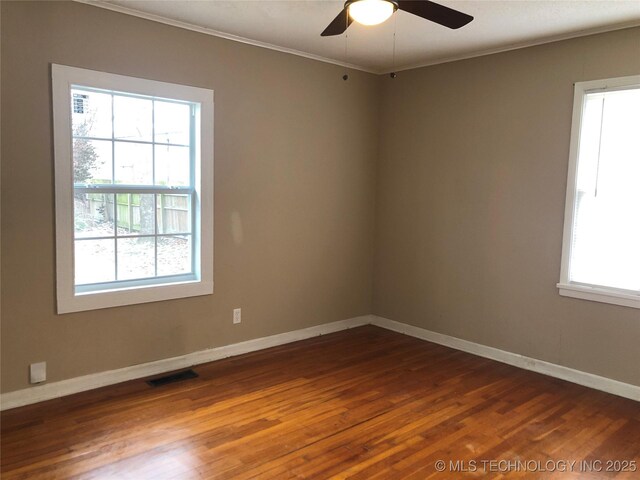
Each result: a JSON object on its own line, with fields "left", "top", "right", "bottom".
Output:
{"left": 1, "top": 326, "right": 639, "bottom": 479}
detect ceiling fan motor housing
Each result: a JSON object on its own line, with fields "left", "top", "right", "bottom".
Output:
{"left": 344, "top": 0, "right": 400, "bottom": 10}
{"left": 346, "top": 0, "right": 399, "bottom": 27}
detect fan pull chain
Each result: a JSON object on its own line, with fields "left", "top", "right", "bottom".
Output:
{"left": 343, "top": 29, "right": 349, "bottom": 81}
{"left": 390, "top": 14, "right": 397, "bottom": 79}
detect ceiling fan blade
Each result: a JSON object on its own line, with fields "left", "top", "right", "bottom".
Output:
{"left": 398, "top": 1, "right": 473, "bottom": 29}
{"left": 321, "top": 7, "right": 352, "bottom": 36}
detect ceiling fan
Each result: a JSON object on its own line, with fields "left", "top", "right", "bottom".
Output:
{"left": 321, "top": 0, "right": 473, "bottom": 36}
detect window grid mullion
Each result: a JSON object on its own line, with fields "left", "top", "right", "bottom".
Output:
{"left": 72, "top": 135, "right": 189, "bottom": 149}
{"left": 113, "top": 194, "right": 119, "bottom": 281}
{"left": 75, "top": 233, "right": 193, "bottom": 242}
{"left": 110, "top": 95, "right": 117, "bottom": 282}
{"left": 154, "top": 194, "right": 158, "bottom": 277}
{"left": 111, "top": 93, "right": 115, "bottom": 185}
{"left": 151, "top": 100, "right": 156, "bottom": 186}
{"left": 74, "top": 186, "right": 193, "bottom": 195}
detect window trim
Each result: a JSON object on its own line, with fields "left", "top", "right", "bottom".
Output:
{"left": 52, "top": 64, "right": 214, "bottom": 314}
{"left": 557, "top": 75, "right": 640, "bottom": 309}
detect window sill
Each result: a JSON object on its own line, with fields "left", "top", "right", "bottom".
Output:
{"left": 557, "top": 283, "right": 640, "bottom": 309}
{"left": 58, "top": 279, "right": 213, "bottom": 314}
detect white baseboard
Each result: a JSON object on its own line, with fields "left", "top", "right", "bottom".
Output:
{"left": 0, "top": 315, "right": 372, "bottom": 411}
{"left": 2, "top": 313, "right": 637, "bottom": 411}
{"left": 371, "top": 315, "right": 640, "bottom": 402}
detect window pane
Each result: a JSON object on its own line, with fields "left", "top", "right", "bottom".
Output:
{"left": 157, "top": 194, "right": 191, "bottom": 234}
{"left": 71, "top": 89, "right": 112, "bottom": 139}
{"left": 117, "top": 237, "right": 155, "bottom": 280}
{"left": 157, "top": 236, "right": 192, "bottom": 276}
{"left": 75, "top": 193, "right": 114, "bottom": 238}
{"left": 155, "top": 145, "right": 190, "bottom": 186}
{"left": 116, "top": 194, "right": 155, "bottom": 236}
{"left": 114, "top": 95, "right": 152, "bottom": 141}
{"left": 75, "top": 239, "right": 115, "bottom": 285}
{"left": 73, "top": 139, "right": 112, "bottom": 184}
{"left": 154, "top": 101, "right": 191, "bottom": 146}
{"left": 114, "top": 141, "right": 153, "bottom": 185}
{"left": 570, "top": 88, "right": 640, "bottom": 291}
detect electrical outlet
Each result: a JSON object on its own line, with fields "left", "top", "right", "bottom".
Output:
{"left": 30, "top": 362, "right": 46, "bottom": 384}
{"left": 233, "top": 308, "right": 241, "bottom": 324}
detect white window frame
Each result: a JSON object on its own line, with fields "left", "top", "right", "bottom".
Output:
{"left": 52, "top": 64, "right": 214, "bottom": 314}
{"left": 557, "top": 75, "right": 640, "bottom": 309}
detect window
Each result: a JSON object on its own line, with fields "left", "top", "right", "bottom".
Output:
{"left": 558, "top": 75, "right": 640, "bottom": 309}
{"left": 53, "top": 65, "right": 213, "bottom": 313}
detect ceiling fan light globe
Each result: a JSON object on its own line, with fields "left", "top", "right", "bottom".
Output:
{"left": 348, "top": 0, "right": 395, "bottom": 26}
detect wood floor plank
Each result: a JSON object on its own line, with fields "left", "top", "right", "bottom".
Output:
{"left": 2, "top": 326, "right": 638, "bottom": 479}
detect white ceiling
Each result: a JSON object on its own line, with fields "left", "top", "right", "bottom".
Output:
{"left": 88, "top": 1, "right": 640, "bottom": 73}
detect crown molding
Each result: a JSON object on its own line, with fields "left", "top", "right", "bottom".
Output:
{"left": 384, "top": 20, "right": 640, "bottom": 74}
{"left": 76, "top": 1, "right": 640, "bottom": 76}
{"left": 74, "top": 0, "right": 381, "bottom": 75}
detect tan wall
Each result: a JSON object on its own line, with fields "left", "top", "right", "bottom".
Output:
{"left": 2, "top": 1, "right": 638, "bottom": 396}
{"left": 0, "top": 1, "right": 379, "bottom": 393}
{"left": 373, "top": 27, "right": 640, "bottom": 386}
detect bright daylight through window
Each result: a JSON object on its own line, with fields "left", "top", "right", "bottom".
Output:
{"left": 53, "top": 65, "right": 213, "bottom": 313}
{"left": 558, "top": 75, "right": 640, "bottom": 309}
